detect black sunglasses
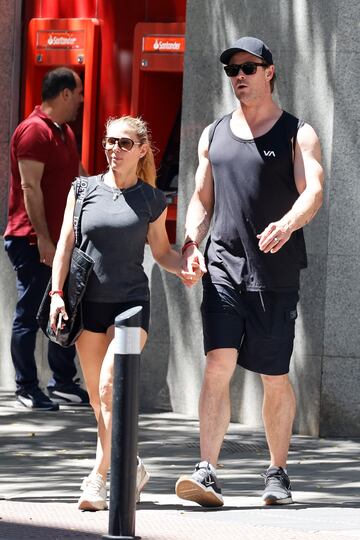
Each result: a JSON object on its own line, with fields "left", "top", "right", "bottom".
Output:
{"left": 102, "top": 136, "right": 142, "bottom": 152}
{"left": 224, "top": 62, "right": 268, "bottom": 77}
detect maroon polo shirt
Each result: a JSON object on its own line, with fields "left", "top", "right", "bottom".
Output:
{"left": 4, "top": 106, "right": 79, "bottom": 243}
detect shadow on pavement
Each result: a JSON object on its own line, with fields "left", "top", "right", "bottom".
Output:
{"left": 0, "top": 521, "right": 102, "bottom": 540}
{"left": 0, "top": 392, "right": 359, "bottom": 508}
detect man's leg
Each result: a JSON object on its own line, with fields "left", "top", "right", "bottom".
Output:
{"left": 238, "top": 290, "right": 299, "bottom": 505}
{"left": 5, "top": 238, "right": 48, "bottom": 392}
{"left": 5, "top": 237, "right": 58, "bottom": 410}
{"left": 261, "top": 373, "right": 296, "bottom": 468}
{"left": 11, "top": 267, "right": 40, "bottom": 392}
{"left": 176, "top": 348, "right": 237, "bottom": 507}
{"left": 47, "top": 342, "right": 77, "bottom": 386}
{"left": 199, "top": 348, "right": 238, "bottom": 466}
{"left": 47, "top": 333, "right": 89, "bottom": 405}
{"left": 261, "top": 373, "right": 295, "bottom": 504}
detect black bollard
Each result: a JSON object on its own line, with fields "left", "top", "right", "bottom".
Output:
{"left": 102, "top": 306, "right": 142, "bottom": 540}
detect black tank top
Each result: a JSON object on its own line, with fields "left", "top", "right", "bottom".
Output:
{"left": 205, "top": 111, "right": 307, "bottom": 291}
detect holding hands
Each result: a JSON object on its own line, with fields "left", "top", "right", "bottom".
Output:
{"left": 180, "top": 241, "right": 207, "bottom": 288}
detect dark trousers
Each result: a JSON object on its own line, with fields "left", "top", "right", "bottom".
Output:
{"left": 4, "top": 237, "right": 76, "bottom": 393}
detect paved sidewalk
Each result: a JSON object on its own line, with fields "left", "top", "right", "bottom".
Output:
{"left": 0, "top": 391, "right": 359, "bottom": 540}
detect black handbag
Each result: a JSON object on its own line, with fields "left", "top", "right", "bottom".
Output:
{"left": 36, "top": 177, "right": 94, "bottom": 347}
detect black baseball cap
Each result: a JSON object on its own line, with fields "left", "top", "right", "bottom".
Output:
{"left": 220, "top": 36, "right": 273, "bottom": 65}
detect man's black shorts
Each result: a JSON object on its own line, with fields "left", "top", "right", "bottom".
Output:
{"left": 82, "top": 300, "right": 150, "bottom": 334}
{"left": 201, "top": 280, "right": 299, "bottom": 375}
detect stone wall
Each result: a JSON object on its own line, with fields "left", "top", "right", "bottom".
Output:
{"left": 0, "top": 0, "right": 23, "bottom": 389}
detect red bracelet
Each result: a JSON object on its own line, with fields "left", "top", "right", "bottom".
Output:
{"left": 181, "top": 240, "right": 199, "bottom": 254}
{"left": 49, "top": 290, "right": 64, "bottom": 297}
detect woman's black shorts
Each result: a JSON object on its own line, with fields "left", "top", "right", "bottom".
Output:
{"left": 82, "top": 300, "right": 150, "bottom": 334}
{"left": 201, "top": 281, "right": 299, "bottom": 375}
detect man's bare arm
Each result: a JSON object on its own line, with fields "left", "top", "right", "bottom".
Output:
{"left": 182, "top": 126, "right": 215, "bottom": 274}
{"left": 258, "top": 123, "right": 324, "bottom": 253}
{"left": 19, "top": 159, "right": 55, "bottom": 265}
{"left": 184, "top": 126, "right": 215, "bottom": 246}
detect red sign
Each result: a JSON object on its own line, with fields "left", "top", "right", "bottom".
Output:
{"left": 36, "top": 30, "right": 85, "bottom": 49}
{"left": 142, "top": 35, "right": 185, "bottom": 53}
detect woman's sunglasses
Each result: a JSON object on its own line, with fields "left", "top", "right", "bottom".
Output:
{"left": 224, "top": 62, "right": 268, "bottom": 77}
{"left": 102, "top": 136, "right": 142, "bottom": 152}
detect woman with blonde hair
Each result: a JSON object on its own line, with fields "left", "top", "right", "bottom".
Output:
{"left": 49, "top": 116, "right": 201, "bottom": 510}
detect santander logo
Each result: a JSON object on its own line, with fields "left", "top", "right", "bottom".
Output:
{"left": 142, "top": 35, "right": 185, "bottom": 53}
{"left": 153, "top": 39, "right": 181, "bottom": 51}
{"left": 47, "top": 35, "right": 77, "bottom": 46}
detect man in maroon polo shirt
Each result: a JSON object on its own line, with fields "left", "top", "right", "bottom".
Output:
{"left": 4, "top": 67, "right": 89, "bottom": 410}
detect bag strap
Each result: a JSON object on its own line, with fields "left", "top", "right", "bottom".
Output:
{"left": 73, "top": 176, "right": 89, "bottom": 248}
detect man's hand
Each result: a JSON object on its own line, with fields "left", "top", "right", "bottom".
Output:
{"left": 257, "top": 220, "right": 292, "bottom": 254}
{"left": 37, "top": 236, "right": 56, "bottom": 266}
{"left": 181, "top": 244, "right": 207, "bottom": 287}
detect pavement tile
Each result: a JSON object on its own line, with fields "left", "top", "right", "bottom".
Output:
{"left": 0, "top": 391, "right": 359, "bottom": 540}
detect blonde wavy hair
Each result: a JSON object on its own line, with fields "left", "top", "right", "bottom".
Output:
{"left": 105, "top": 116, "right": 156, "bottom": 186}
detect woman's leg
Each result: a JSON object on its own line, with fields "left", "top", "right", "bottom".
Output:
{"left": 75, "top": 329, "right": 112, "bottom": 510}
{"left": 75, "top": 326, "right": 147, "bottom": 510}
{"left": 76, "top": 329, "right": 111, "bottom": 473}
{"left": 93, "top": 326, "right": 148, "bottom": 479}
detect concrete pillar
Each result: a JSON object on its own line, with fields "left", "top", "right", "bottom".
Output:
{"left": 0, "top": 0, "right": 23, "bottom": 389}
{"left": 172, "top": 0, "right": 359, "bottom": 436}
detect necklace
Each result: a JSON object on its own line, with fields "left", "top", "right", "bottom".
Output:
{"left": 102, "top": 174, "right": 137, "bottom": 200}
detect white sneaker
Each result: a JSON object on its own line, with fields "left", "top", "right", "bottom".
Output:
{"left": 136, "top": 457, "right": 150, "bottom": 503}
{"left": 78, "top": 472, "right": 107, "bottom": 511}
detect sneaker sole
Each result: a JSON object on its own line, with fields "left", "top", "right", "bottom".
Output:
{"left": 78, "top": 498, "right": 108, "bottom": 511}
{"left": 48, "top": 391, "right": 89, "bottom": 405}
{"left": 49, "top": 398, "right": 90, "bottom": 406}
{"left": 16, "top": 399, "right": 59, "bottom": 411}
{"left": 263, "top": 495, "right": 293, "bottom": 505}
{"left": 175, "top": 476, "right": 224, "bottom": 507}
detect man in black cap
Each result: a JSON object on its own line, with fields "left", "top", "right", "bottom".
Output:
{"left": 176, "top": 37, "right": 324, "bottom": 507}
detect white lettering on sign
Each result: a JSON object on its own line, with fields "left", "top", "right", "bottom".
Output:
{"left": 153, "top": 39, "right": 181, "bottom": 51}
{"left": 47, "top": 35, "right": 77, "bottom": 46}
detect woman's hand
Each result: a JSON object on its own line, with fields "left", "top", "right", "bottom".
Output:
{"left": 179, "top": 260, "right": 204, "bottom": 287}
{"left": 49, "top": 294, "right": 68, "bottom": 332}
{"left": 180, "top": 243, "right": 207, "bottom": 287}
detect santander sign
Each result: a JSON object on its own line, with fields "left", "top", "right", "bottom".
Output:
{"left": 143, "top": 36, "right": 185, "bottom": 53}
{"left": 36, "top": 30, "right": 84, "bottom": 49}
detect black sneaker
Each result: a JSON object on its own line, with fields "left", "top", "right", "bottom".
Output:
{"left": 47, "top": 379, "right": 89, "bottom": 405}
{"left": 17, "top": 387, "right": 60, "bottom": 411}
{"left": 175, "top": 461, "right": 224, "bottom": 507}
{"left": 262, "top": 466, "right": 293, "bottom": 505}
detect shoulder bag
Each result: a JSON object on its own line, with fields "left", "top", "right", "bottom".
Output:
{"left": 36, "top": 177, "right": 94, "bottom": 347}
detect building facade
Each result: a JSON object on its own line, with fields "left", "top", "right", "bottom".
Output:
{"left": 1, "top": 0, "right": 359, "bottom": 436}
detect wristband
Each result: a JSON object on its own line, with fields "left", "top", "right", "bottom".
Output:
{"left": 181, "top": 240, "right": 199, "bottom": 255}
{"left": 49, "top": 290, "right": 64, "bottom": 297}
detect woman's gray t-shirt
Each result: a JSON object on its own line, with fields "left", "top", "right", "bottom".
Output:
{"left": 78, "top": 175, "right": 167, "bottom": 302}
